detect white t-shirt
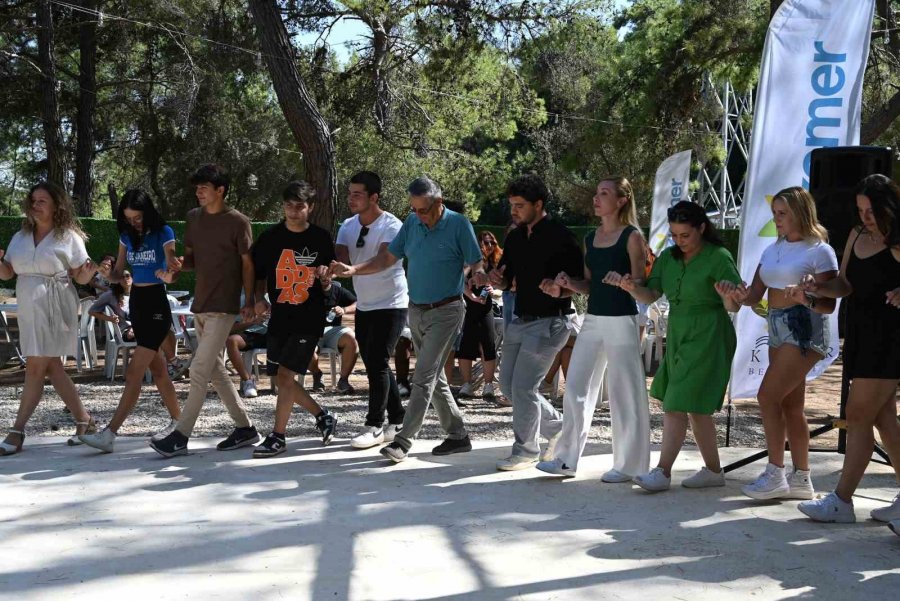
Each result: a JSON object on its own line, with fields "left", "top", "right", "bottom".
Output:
{"left": 758, "top": 238, "right": 838, "bottom": 290}
{"left": 336, "top": 212, "right": 409, "bottom": 311}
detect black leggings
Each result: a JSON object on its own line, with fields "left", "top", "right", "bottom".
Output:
{"left": 457, "top": 308, "right": 497, "bottom": 361}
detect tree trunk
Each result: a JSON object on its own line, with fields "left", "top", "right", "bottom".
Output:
{"left": 36, "top": 0, "right": 66, "bottom": 189}
{"left": 861, "top": 89, "right": 900, "bottom": 144}
{"left": 73, "top": 0, "right": 98, "bottom": 216}
{"left": 249, "top": 0, "right": 337, "bottom": 231}
{"left": 108, "top": 183, "right": 118, "bottom": 217}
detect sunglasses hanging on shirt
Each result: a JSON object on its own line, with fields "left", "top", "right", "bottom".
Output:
{"left": 356, "top": 225, "right": 370, "bottom": 248}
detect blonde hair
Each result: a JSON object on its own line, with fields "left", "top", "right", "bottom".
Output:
{"left": 600, "top": 176, "right": 640, "bottom": 229}
{"left": 22, "top": 182, "right": 87, "bottom": 240}
{"left": 772, "top": 186, "right": 828, "bottom": 243}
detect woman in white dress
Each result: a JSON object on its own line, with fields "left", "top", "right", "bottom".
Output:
{"left": 0, "top": 182, "right": 98, "bottom": 456}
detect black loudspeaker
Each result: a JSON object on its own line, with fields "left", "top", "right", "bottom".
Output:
{"left": 809, "top": 146, "right": 893, "bottom": 257}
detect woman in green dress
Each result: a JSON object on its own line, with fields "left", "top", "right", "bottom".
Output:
{"left": 604, "top": 201, "right": 742, "bottom": 492}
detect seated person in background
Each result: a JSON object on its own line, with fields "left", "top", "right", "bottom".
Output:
{"left": 394, "top": 325, "right": 413, "bottom": 397}
{"left": 90, "top": 275, "right": 133, "bottom": 341}
{"left": 308, "top": 275, "right": 358, "bottom": 393}
{"left": 91, "top": 254, "right": 116, "bottom": 295}
{"left": 539, "top": 313, "right": 584, "bottom": 399}
{"left": 226, "top": 312, "right": 270, "bottom": 398}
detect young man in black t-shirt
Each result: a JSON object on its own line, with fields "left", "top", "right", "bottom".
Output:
{"left": 251, "top": 181, "right": 338, "bottom": 458}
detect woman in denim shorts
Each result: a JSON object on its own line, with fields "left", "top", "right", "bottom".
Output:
{"left": 730, "top": 187, "right": 838, "bottom": 501}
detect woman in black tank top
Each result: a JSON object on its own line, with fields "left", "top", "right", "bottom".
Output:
{"left": 796, "top": 174, "right": 900, "bottom": 526}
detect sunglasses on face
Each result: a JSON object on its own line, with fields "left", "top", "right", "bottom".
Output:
{"left": 667, "top": 207, "right": 694, "bottom": 223}
{"left": 356, "top": 225, "right": 370, "bottom": 248}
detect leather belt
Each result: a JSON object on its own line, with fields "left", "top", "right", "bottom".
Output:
{"left": 517, "top": 309, "right": 572, "bottom": 322}
{"left": 410, "top": 295, "right": 462, "bottom": 310}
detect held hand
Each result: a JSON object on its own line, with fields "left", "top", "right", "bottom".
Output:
{"left": 471, "top": 270, "right": 490, "bottom": 288}
{"left": 601, "top": 271, "right": 626, "bottom": 288}
{"left": 714, "top": 280, "right": 738, "bottom": 299}
{"left": 329, "top": 260, "right": 353, "bottom": 277}
{"left": 254, "top": 298, "right": 270, "bottom": 318}
{"left": 554, "top": 271, "right": 571, "bottom": 290}
{"left": 168, "top": 255, "right": 183, "bottom": 272}
{"left": 798, "top": 273, "right": 819, "bottom": 295}
{"left": 784, "top": 284, "right": 807, "bottom": 306}
{"left": 240, "top": 303, "right": 256, "bottom": 323}
{"left": 729, "top": 283, "right": 751, "bottom": 304}
{"left": 886, "top": 288, "right": 900, "bottom": 308}
{"left": 539, "top": 278, "right": 561, "bottom": 298}
{"left": 488, "top": 264, "right": 506, "bottom": 287}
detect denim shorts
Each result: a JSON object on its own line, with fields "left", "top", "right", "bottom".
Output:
{"left": 767, "top": 305, "right": 828, "bottom": 357}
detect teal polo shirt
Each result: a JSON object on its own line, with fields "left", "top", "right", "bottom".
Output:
{"left": 388, "top": 207, "right": 482, "bottom": 304}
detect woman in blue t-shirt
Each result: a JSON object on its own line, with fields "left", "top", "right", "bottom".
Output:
{"left": 79, "top": 189, "right": 183, "bottom": 453}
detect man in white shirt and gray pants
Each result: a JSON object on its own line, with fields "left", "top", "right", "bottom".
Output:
{"left": 335, "top": 171, "right": 410, "bottom": 449}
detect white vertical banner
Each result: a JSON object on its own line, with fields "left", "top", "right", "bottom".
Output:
{"left": 730, "top": 0, "right": 875, "bottom": 399}
{"left": 649, "top": 150, "right": 692, "bottom": 255}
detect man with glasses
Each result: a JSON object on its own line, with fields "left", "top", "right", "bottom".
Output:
{"left": 249, "top": 180, "right": 338, "bottom": 458}
{"left": 331, "top": 176, "right": 483, "bottom": 462}
{"left": 334, "top": 171, "right": 410, "bottom": 449}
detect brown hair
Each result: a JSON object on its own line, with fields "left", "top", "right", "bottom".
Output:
{"left": 772, "top": 186, "right": 828, "bottom": 243}
{"left": 600, "top": 176, "right": 640, "bottom": 229}
{"left": 480, "top": 231, "right": 503, "bottom": 269}
{"left": 22, "top": 182, "right": 87, "bottom": 240}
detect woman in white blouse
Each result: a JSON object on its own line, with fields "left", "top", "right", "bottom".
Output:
{"left": 730, "top": 187, "right": 838, "bottom": 500}
{"left": 0, "top": 182, "right": 98, "bottom": 455}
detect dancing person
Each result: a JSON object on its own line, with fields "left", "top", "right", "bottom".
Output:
{"left": 730, "top": 187, "right": 838, "bottom": 500}
{"left": 798, "top": 174, "right": 900, "bottom": 524}
{"left": 335, "top": 171, "right": 410, "bottom": 449}
{"left": 485, "top": 174, "right": 584, "bottom": 471}
{"left": 536, "top": 176, "right": 650, "bottom": 482}
{"left": 150, "top": 164, "right": 259, "bottom": 457}
{"left": 331, "top": 176, "right": 483, "bottom": 462}
{"left": 309, "top": 275, "right": 358, "bottom": 393}
{"left": 610, "top": 201, "right": 742, "bottom": 491}
{"left": 250, "top": 180, "right": 338, "bottom": 458}
{"left": 0, "top": 182, "right": 97, "bottom": 456}
{"left": 79, "top": 190, "right": 184, "bottom": 453}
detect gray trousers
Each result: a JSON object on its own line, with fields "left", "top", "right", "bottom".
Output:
{"left": 500, "top": 316, "right": 571, "bottom": 457}
{"left": 394, "top": 301, "right": 467, "bottom": 451}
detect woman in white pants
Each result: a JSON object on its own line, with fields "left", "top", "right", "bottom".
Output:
{"left": 536, "top": 177, "right": 650, "bottom": 481}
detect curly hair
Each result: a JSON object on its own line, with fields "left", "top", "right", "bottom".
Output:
{"left": 22, "top": 181, "right": 87, "bottom": 240}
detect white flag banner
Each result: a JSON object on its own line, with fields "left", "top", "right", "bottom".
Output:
{"left": 649, "top": 150, "right": 692, "bottom": 255}
{"left": 730, "top": 0, "right": 875, "bottom": 399}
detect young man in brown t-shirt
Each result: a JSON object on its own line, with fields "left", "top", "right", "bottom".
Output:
{"left": 150, "top": 164, "right": 260, "bottom": 457}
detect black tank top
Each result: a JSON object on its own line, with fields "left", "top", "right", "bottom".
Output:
{"left": 845, "top": 231, "right": 900, "bottom": 338}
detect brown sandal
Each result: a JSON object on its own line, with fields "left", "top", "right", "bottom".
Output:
{"left": 68, "top": 417, "right": 96, "bottom": 446}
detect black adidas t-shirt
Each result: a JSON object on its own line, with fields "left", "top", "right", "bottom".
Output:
{"left": 252, "top": 222, "right": 336, "bottom": 336}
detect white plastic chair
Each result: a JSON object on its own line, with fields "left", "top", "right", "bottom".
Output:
{"left": 241, "top": 347, "right": 267, "bottom": 381}
{"left": 76, "top": 297, "right": 98, "bottom": 372}
{"left": 102, "top": 307, "right": 142, "bottom": 381}
{"left": 642, "top": 302, "right": 668, "bottom": 373}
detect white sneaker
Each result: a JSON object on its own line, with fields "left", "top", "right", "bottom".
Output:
{"left": 870, "top": 491, "right": 900, "bottom": 523}
{"left": 783, "top": 468, "right": 815, "bottom": 500}
{"left": 458, "top": 382, "right": 475, "bottom": 398}
{"left": 798, "top": 492, "right": 856, "bottom": 523}
{"left": 540, "top": 430, "right": 562, "bottom": 462}
{"left": 240, "top": 379, "right": 258, "bottom": 398}
{"left": 682, "top": 467, "right": 725, "bottom": 489}
{"left": 633, "top": 467, "right": 671, "bottom": 492}
{"left": 151, "top": 419, "right": 179, "bottom": 442}
{"left": 889, "top": 519, "right": 900, "bottom": 537}
{"left": 496, "top": 455, "right": 538, "bottom": 471}
{"left": 535, "top": 457, "right": 576, "bottom": 478}
{"left": 398, "top": 384, "right": 411, "bottom": 397}
{"left": 742, "top": 463, "right": 789, "bottom": 500}
{"left": 601, "top": 469, "right": 634, "bottom": 483}
{"left": 383, "top": 424, "right": 402, "bottom": 443}
{"left": 482, "top": 382, "right": 497, "bottom": 399}
{"left": 79, "top": 428, "right": 116, "bottom": 453}
{"left": 350, "top": 426, "right": 385, "bottom": 449}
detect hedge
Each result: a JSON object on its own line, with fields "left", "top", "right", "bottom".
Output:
{"left": 0, "top": 216, "right": 742, "bottom": 294}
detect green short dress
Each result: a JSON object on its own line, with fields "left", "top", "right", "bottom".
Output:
{"left": 646, "top": 244, "right": 741, "bottom": 414}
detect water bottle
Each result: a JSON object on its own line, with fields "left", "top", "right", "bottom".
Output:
{"left": 479, "top": 288, "right": 491, "bottom": 302}
{"left": 326, "top": 308, "right": 337, "bottom": 323}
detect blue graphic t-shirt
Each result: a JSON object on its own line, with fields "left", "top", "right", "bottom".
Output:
{"left": 120, "top": 225, "right": 176, "bottom": 284}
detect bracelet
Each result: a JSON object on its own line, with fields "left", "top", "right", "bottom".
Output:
{"left": 804, "top": 293, "right": 816, "bottom": 309}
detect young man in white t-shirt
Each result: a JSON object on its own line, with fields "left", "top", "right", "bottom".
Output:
{"left": 335, "top": 171, "right": 410, "bottom": 449}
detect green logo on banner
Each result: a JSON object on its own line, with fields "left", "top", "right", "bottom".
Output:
{"left": 758, "top": 195, "right": 777, "bottom": 237}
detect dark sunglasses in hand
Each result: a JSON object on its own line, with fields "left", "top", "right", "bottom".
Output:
{"left": 356, "top": 225, "right": 370, "bottom": 248}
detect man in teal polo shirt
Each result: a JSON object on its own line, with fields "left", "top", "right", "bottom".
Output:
{"left": 331, "top": 176, "right": 484, "bottom": 462}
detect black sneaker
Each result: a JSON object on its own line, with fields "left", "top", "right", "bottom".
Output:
{"left": 312, "top": 373, "right": 326, "bottom": 392}
{"left": 149, "top": 429, "right": 189, "bottom": 458}
{"left": 315, "top": 411, "right": 337, "bottom": 446}
{"left": 432, "top": 436, "right": 472, "bottom": 456}
{"left": 217, "top": 425, "right": 260, "bottom": 451}
{"left": 380, "top": 441, "right": 408, "bottom": 463}
{"left": 252, "top": 433, "right": 287, "bottom": 458}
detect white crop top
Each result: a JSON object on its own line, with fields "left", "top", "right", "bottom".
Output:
{"left": 758, "top": 238, "right": 838, "bottom": 289}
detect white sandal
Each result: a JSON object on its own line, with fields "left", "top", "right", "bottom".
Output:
{"left": 68, "top": 418, "right": 96, "bottom": 446}
{"left": 0, "top": 429, "right": 25, "bottom": 456}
